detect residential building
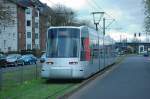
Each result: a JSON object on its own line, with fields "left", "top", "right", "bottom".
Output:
{"left": 0, "top": 0, "right": 24, "bottom": 52}
{"left": 0, "top": 0, "right": 52, "bottom": 53}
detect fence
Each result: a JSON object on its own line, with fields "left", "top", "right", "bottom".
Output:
{"left": 0, "top": 63, "right": 42, "bottom": 91}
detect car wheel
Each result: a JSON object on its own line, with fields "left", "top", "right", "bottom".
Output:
{"left": 4, "top": 63, "right": 7, "bottom": 68}
{"left": 14, "top": 62, "right": 18, "bottom": 67}
{"left": 29, "top": 61, "right": 32, "bottom": 65}
{"left": 22, "top": 62, "right": 24, "bottom": 66}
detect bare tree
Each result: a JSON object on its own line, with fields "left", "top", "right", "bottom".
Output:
{"left": 50, "top": 4, "right": 77, "bottom": 26}
{"left": 144, "top": 0, "right": 150, "bottom": 34}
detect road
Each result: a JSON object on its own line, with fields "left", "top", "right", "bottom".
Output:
{"left": 68, "top": 55, "right": 150, "bottom": 99}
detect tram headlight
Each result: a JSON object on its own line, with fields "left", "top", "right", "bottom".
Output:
{"left": 46, "top": 61, "right": 54, "bottom": 65}
{"left": 69, "top": 61, "right": 78, "bottom": 65}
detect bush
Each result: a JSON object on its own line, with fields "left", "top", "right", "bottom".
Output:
{"left": 20, "top": 49, "right": 43, "bottom": 58}
{"left": 32, "top": 49, "right": 43, "bottom": 58}
{"left": 6, "top": 51, "right": 20, "bottom": 55}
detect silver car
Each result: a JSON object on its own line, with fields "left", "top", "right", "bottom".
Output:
{"left": 6, "top": 54, "right": 24, "bottom": 66}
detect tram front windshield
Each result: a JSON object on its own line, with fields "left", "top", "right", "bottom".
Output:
{"left": 47, "top": 28, "right": 80, "bottom": 58}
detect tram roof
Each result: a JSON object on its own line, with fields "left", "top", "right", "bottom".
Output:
{"left": 48, "top": 26, "right": 88, "bottom": 29}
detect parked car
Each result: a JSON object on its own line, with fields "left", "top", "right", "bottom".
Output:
{"left": 143, "top": 52, "right": 149, "bottom": 57}
{"left": 21, "top": 54, "right": 37, "bottom": 65}
{"left": 40, "top": 53, "right": 46, "bottom": 63}
{"left": 118, "top": 51, "right": 124, "bottom": 56}
{"left": 0, "top": 54, "right": 7, "bottom": 68}
{"left": 6, "top": 54, "right": 24, "bottom": 66}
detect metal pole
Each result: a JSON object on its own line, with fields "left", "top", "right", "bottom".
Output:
{"left": 103, "top": 18, "right": 105, "bottom": 36}
{"left": 21, "top": 64, "right": 23, "bottom": 84}
{"left": 96, "top": 24, "right": 101, "bottom": 71}
{"left": 95, "top": 23, "right": 98, "bottom": 31}
{"left": 103, "top": 18, "right": 106, "bottom": 66}
{"left": 91, "top": 12, "right": 104, "bottom": 70}
{"left": 36, "top": 62, "right": 38, "bottom": 79}
{"left": 0, "top": 68, "right": 2, "bottom": 90}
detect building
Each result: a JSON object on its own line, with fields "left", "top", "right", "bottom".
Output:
{"left": 38, "top": 3, "right": 53, "bottom": 51}
{"left": 0, "top": 0, "right": 25, "bottom": 52}
{"left": 25, "top": 6, "right": 40, "bottom": 50}
{"left": 24, "top": 1, "right": 53, "bottom": 51}
{"left": 116, "top": 42, "right": 150, "bottom": 54}
{"left": 0, "top": 0, "right": 52, "bottom": 53}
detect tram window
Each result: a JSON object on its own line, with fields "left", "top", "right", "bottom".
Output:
{"left": 90, "top": 43, "right": 99, "bottom": 59}
{"left": 47, "top": 28, "right": 80, "bottom": 58}
{"left": 80, "top": 28, "right": 90, "bottom": 61}
{"left": 81, "top": 38, "right": 90, "bottom": 61}
{"left": 93, "top": 50, "right": 99, "bottom": 58}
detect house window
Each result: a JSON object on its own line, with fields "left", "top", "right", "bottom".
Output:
{"left": 26, "top": 9, "right": 31, "bottom": 14}
{"left": 35, "top": 44, "right": 39, "bottom": 49}
{"left": 13, "top": 33, "right": 15, "bottom": 37}
{"left": 27, "top": 32, "right": 31, "bottom": 38}
{"left": 35, "top": 33, "right": 38, "bottom": 39}
{"left": 27, "top": 20, "right": 31, "bottom": 26}
{"left": 4, "top": 40, "right": 6, "bottom": 49}
{"left": 12, "top": 20, "right": 15, "bottom": 25}
{"left": 35, "top": 22, "right": 38, "bottom": 28}
{"left": 8, "top": 47, "right": 11, "bottom": 51}
{"left": 27, "top": 44, "right": 31, "bottom": 50}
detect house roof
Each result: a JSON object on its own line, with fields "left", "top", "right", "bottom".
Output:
{"left": 8, "top": 0, "right": 53, "bottom": 16}
{"left": 8, "top": 0, "right": 35, "bottom": 8}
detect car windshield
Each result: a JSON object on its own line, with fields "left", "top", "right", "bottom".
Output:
{"left": 7, "top": 54, "right": 20, "bottom": 58}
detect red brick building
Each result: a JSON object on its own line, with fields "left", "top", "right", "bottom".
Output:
{"left": 0, "top": 0, "right": 52, "bottom": 53}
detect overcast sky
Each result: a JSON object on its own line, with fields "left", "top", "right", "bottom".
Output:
{"left": 40, "top": 0, "right": 145, "bottom": 41}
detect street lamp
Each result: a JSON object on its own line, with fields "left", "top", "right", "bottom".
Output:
{"left": 91, "top": 12, "right": 105, "bottom": 31}
{"left": 91, "top": 12, "right": 104, "bottom": 71}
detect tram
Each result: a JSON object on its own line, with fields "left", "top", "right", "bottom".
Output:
{"left": 41, "top": 26, "right": 117, "bottom": 79}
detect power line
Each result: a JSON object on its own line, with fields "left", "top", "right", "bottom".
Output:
{"left": 89, "top": 0, "right": 124, "bottom": 31}
{"left": 47, "top": 0, "right": 57, "bottom": 5}
{"left": 86, "top": 0, "right": 99, "bottom": 11}
{"left": 91, "top": 0, "right": 103, "bottom": 10}
{"left": 88, "top": 0, "right": 116, "bottom": 21}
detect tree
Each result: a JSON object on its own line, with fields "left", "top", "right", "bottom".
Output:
{"left": 144, "top": 0, "right": 150, "bottom": 34}
{"left": 50, "top": 4, "right": 77, "bottom": 26}
{"left": 0, "top": 2, "right": 13, "bottom": 26}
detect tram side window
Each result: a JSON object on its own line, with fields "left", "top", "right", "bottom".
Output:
{"left": 80, "top": 28, "right": 90, "bottom": 61}
{"left": 90, "top": 41, "right": 99, "bottom": 59}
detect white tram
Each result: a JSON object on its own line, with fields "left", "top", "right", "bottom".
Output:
{"left": 41, "top": 26, "right": 117, "bottom": 79}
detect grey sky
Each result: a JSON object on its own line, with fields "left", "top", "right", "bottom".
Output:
{"left": 40, "top": 0, "right": 146, "bottom": 41}
{"left": 77, "top": 0, "right": 145, "bottom": 40}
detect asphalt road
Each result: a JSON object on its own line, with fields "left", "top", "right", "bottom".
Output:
{"left": 68, "top": 55, "right": 150, "bottom": 99}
